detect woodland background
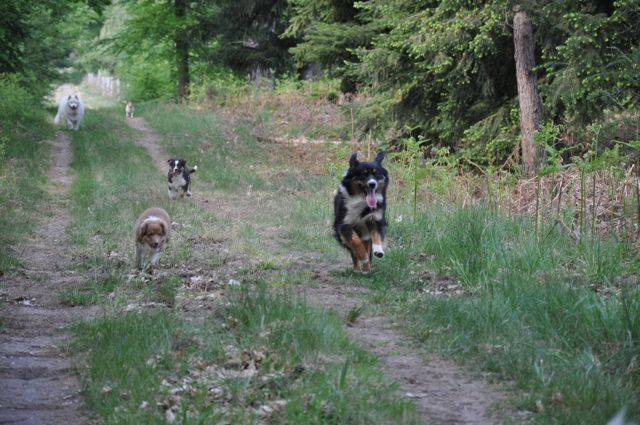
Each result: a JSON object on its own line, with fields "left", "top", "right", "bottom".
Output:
{"left": 2, "top": 0, "right": 639, "bottom": 173}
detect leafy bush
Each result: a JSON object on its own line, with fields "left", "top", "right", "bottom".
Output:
{"left": 190, "top": 68, "right": 248, "bottom": 106}
{"left": 119, "top": 58, "right": 173, "bottom": 102}
{"left": 0, "top": 74, "right": 42, "bottom": 129}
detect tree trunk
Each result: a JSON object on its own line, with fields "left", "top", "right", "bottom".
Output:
{"left": 513, "top": 7, "right": 543, "bottom": 177}
{"left": 175, "top": 0, "right": 189, "bottom": 103}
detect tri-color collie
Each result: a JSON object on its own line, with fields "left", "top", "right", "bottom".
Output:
{"left": 167, "top": 159, "right": 197, "bottom": 199}
{"left": 333, "top": 151, "right": 389, "bottom": 273}
{"left": 135, "top": 207, "right": 171, "bottom": 271}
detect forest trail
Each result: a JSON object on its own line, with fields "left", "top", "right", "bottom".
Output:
{"left": 126, "top": 116, "right": 505, "bottom": 425}
{"left": 0, "top": 132, "right": 96, "bottom": 424}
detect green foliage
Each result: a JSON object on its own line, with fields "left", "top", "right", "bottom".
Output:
{"left": 211, "top": 0, "right": 294, "bottom": 75}
{"left": 189, "top": 67, "right": 247, "bottom": 106}
{"left": 391, "top": 137, "right": 429, "bottom": 222}
{"left": 0, "top": 75, "right": 51, "bottom": 271}
{"left": 536, "top": 121, "right": 568, "bottom": 175}
{"left": 123, "top": 56, "right": 173, "bottom": 101}
{"left": 461, "top": 105, "right": 520, "bottom": 168}
{"left": 538, "top": 0, "right": 640, "bottom": 128}
{"left": 353, "top": 1, "right": 515, "bottom": 146}
{"left": 286, "top": 0, "right": 639, "bottom": 167}
{"left": 0, "top": 0, "right": 98, "bottom": 98}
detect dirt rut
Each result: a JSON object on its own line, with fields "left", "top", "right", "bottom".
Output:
{"left": 126, "top": 116, "right": 504, "bottom": 425}
{"left": 0, "top": 132, "right": 94, "bottom": 424}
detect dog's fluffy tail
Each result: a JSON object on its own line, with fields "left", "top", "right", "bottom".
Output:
{"left": 54, "top": 112, "right": 60, "bottom": 125}
{"left": 190, "top": 165, "right": 198, "bottom": 174}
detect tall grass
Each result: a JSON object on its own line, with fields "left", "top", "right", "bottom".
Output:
{"left": 0, "top": 75, "right": 53, "bottom": 271}
{"left": 360, "top": 200, "right": 640, "bottom": 424}
{"left": 277, "top": 160, "right": 639, "bottom": 424}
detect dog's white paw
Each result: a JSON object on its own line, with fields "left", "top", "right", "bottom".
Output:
{"left": 372, "top": 244, "right": 385, "bottom": 258}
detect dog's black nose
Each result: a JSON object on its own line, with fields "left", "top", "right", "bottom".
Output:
{"left": 368, "top": 181, "right": 377, "bottom": 189}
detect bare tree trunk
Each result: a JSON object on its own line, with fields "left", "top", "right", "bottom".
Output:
{"left": 514, "top": 7, "right": 543, "bottom": 177}
{"left": 175, "top": 0, "right": 189, "bottom": 103}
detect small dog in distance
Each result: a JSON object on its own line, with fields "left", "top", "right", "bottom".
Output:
{"left": 125, "top": 101, "right": 134, "bottom": 118}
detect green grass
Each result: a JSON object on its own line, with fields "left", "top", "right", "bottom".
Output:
{"left": 0, "top": 78, "right": 53, "bottom": 272}
{"left": 73, "top": 311, "right": 185, "bottom": 424}
{"left": 74, "top": 286, "right": 421, "bottom": 424}
{"left": 139, "top": 102, "right": 265, "bottom": 191}
{"left": 11, "top": 90, "right": 638, "bottom": 423}
{"left": 276, "top": 175, "right": 640, "bottom": 424}
{"left": 60, "top": 102, "right": 424, "bottom": 424}
{"left": 60, "top": 275, "right": 124, "bottom": 306}
{"left": 359, "top": 202, "right": 640, "bottom": 424}
{"left": 67, "top": 107, "right": 224, "bottom": 271}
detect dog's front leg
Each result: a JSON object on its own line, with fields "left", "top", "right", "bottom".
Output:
{"left": 135, "top": 246, "right": 144, "bottom": 270}
{"left": 370, "top": 229, "right": 385, "bottom": 258}
{"left": 342, "top": 231, "right": 370, "bottom": 273}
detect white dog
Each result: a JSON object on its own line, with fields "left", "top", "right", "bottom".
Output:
{"left": 54, "top": 95, "right": 85, "bottom": 130}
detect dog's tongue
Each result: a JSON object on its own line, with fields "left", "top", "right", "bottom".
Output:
{"left": 366, "top": 189, "right": 377, "bottom": 209}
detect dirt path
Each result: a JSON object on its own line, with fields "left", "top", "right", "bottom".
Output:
{"left": 0, "top": 132, "right": 95, "bottom": 424}
{"left": 125, "top": 116, "right": 504, "bottom": 425}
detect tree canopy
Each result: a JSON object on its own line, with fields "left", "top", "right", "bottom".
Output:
{"left": 4, "top": 0, "right": 638, "bottom": 169}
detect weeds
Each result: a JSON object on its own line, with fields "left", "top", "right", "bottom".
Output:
{"left": 0, "top": 76, "right": 53, "bottom": 271}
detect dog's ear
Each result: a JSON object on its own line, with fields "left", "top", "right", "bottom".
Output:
{"left": 349, "top": 153, "right": 359, "bottom": 168}
{"left": 160, "top": 222, "right": 169, "bottom": 240}
{"left": 136, "top": 222, "right": 148, "bottom": 241}
{"left": 168, "top": 159, "right": 174, "bottom": 165}
{"left": 375, "top": 150, "right": 385, "bottom": 164}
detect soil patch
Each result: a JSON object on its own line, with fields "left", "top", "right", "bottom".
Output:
{"left": 0, "top": 132, "right": 97, "bottom": 424}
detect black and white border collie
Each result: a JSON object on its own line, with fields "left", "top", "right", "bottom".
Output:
{"left": 167, "top": 158, "right": 197, "bottom": 199}
{"left": 333, "top": 151, "right": 389, "bottom": 273}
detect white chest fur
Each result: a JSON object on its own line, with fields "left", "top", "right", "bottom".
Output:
{"left": 339, "top": 185, "right": 384, "bottom": 239}
{"left": 169, "top": 174, "right": 187, "bottom": 189}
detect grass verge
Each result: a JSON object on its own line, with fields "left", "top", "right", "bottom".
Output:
{"left": 0, "top": 77, "right": 54, "bottom": 272}
{"left": 335, "top": 199, "right": 640, "bottom": 424}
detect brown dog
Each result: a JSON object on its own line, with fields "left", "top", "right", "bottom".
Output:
{"left": 125, "top": 101, "right": 134, "bottom": 118}
{"left": 134, "top": 207, "right": 171, "bottom": 271}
